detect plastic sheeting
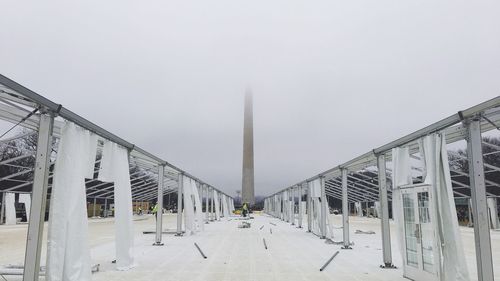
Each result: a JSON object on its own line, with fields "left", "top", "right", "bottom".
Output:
{"left": 4, "top": 192, "right": 16, "bottom": 225}
{"left": 47, "top": 122, "right": 94, "bottom": 281}
{"left": 391, "top": 146, "right": 412, "bottom": 268}
{"left": 18, "top": 194, "right": 31, "bottom": 222}
{"left": 487, "top": 198, "right": 500, "bottom": 229}
{"left": 191, "top": 179, "right": 204, "bottom": 231}
{"left": 420, "top": 133, "right": 469, "bottom": 281}
{"left": 98, "top": 141, "right": 134, "bottom": 270}
{"left": 222, "top": 194, "right": 230, "bottom": 218}
{"left": 213, "top": 191, "right": 220, "bottom": 220}
{"left": 355, "top": 202, "right": 363, "bottom": 217}
{"left": 373, "top": 201, "right": 380, "bottom": 218}
{"left": 182, "top": 176, "right": 195, "bottom": 234}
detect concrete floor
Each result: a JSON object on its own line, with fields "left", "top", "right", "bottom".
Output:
{"left": 0, "top": 213, "right": 499, "bottom": 280}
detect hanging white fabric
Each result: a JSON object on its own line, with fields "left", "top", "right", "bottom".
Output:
{"left": 487, "top": 198, "right": 499, "bottom": 229}
{"left": 5, "top": 192, "right": 16, "bottom": 225}
{"left": 46, "top": 122, "right": 94, "bottom": 281}
{"left": 355, "top": 202, "right": 363, "bottom": 217}
{"left": 18, "top": 194, "right": 31, "bottom": 222}
{"left": 191, "top": 180, "right": 204, "bottom": 232}
{"left": 182, "top": 176, "right": 196, "bottom": 234}
{"left": 98, "top": 141, "right": 135, "bottom": 270}
{"left": 420, "top": 133, "right": 470, "bottom": 281}
{"left": 391, "top": 146, "right": 412, "bottom": 264}
{"left": 213, "top": 191, "right": 220, "bottom": 220}
{"left": 222, "top": 194, "right": 230, "bottom": 218}
{"left": 374, "top": 201, "right": 380, "bottom": 218}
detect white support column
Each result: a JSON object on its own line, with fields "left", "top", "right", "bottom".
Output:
{"left": 320, "top": 176, "right": 327, "bottom": 239}
{"left": 377, "top": 154, "right": 394, "bottom": 267}
{"left": 176, "top": 173, "right": 183, "bottom": 236}
{"left": 291, "top": 187, "right": 295, "bottom": 225}
{"left": 467, "top": 117, "right": 494, "bottom": 281}
{"left": 307, "top": 182, "right": 312, "bottom": 232}
{"left": 154, "top": 165, "right": 164, "bottom": 246}
{"left": 341, "top": 168, "right": 351, "bottom": 249}
{"left": 298, "top": 183, "right": 303, "bottom": 228}
{"left": 23, "top": 113, "right": 54, "bottom": 281}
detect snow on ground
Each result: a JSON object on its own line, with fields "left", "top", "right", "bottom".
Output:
{"left": 1, "top": 213, "right": 499, "bottom": 280}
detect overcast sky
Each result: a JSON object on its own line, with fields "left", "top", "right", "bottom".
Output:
{"left": 1, "top": 1, "right": 499, "bottom": 197}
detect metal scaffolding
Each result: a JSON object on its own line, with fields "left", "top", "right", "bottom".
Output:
{"left": 0, "top": 74, "right": 234, "bottom": 281}
{"left": 264, "top": 96, "right": 500, "bottom": 281}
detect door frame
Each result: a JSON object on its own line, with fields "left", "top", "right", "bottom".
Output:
{"left": 399, "top": 183, "right": 439, "bottom": 281}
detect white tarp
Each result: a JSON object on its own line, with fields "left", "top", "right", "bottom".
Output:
{"left": 99, "top": 141, "right": 134, "bottom": 270}
{"left": 18, "top": 194, "right": 31, "bottom": 222}
{"left": 222, "top": 194, "right": 230, "bottom": 218}
{"left": 355, "top": 202, "right": 363, "bottom": 217}
{"left": 5, "top": 192, "right": 16, "bottom": 225}
{"left": 46, "top": 122, "right": 94, "bottom": 281}
{"left": 191, "top": 180, "right": 204, "bottom": 232}
{"left": 391, "top": 146, "right": 412, "bottom": 265}
{"left": 487, "top": 198, "right": 500, "bottom": 229}
{"left": 182, "top": 176, "right": 196, "bottom": 234}
{"left": 421, "top": 133, "right": 469, "bottom": 281}
{"left": 213, "top": 191, "right": 220, "bottom": 220}
{"left": 373, "top": 201, "right": 380, "bottom": 218}
{"left": 309, "top": 179, "right": 321, "bottom": 198}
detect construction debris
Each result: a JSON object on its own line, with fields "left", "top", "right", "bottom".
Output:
{"left": 355, "top": 230, "right": 376, "bottom": 234}
{"left": 194, "top": 243, "right": 207, "bottom": 259}
{"left": 320, "top": 251, "right": 339, "bottom": 272}
{"left": 238, "top": 221, "right": 251, "bottom": 228}
{"left": 263, "top": 238, "right": 268, "bottom": 249}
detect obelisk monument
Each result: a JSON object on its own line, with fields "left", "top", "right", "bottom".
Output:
{"left": 242, "top": 89, "right": 255, "bottom": 205}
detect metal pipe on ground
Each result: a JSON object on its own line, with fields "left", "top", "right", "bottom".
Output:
{"left": 320, "top": 251, "right": 339, "bottom": 272}
{"left": 194, "top": 243, "right": 207, "bottom": 259}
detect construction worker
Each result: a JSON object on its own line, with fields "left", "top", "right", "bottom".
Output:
{"left": 152, "top": 203, "right": 159, "bottom": 220}
{"left": 242, "top": 202, "right": 248, "bottom": 217}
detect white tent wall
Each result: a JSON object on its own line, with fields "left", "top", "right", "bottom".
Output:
{"left": 46, "top": 122, "right": 94, "bottom": 281}
{"left": 421, "top": 133, "right": 470, "bottom": 280}
{"left": 213, "top": 190, "right": 220, "bottom": 221}
{"left": 5, "top": 192, "right": 16, "bottom": 225}
{"left": 223, "top": 194, "right": 230, "bottom": 218}
{"left": 487, "top": 197, "right": 500, "bottom": 229}
{"left": 182, "top": 176, "right": 196, "bottom": 234}
{"left": 18, "top": 194, "right": 31, "bottom": 222}
{"left": 355, "top": 202, "right": 363, "bottom": 217}
{"left": 98, "top": 141, "right": 135, "bottom": 270}
{"left": 391, "top": 146, "right": 412, "bottom": 270}
{"left": 191, "top": 180, "right": 204, "bottom": 232}
{"left": 309, "top": 179, "right": 322, "bottom": 236}
{"left": 373, "top": 201, "right": 380, "bottom": 218}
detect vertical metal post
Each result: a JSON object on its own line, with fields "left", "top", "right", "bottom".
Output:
{"left": 341, "top": 168, "right": 351, "bottom": 249}
{"left": 205, "top": 184, "right": 209, "bottom": 223}
{"left": 23, "top": 113, "right": 54, "bottom": 281}
{"left": 291, "top": 187, "right": 295, "bottom": 225}
{"left": 298, "top": 184, "right": 303, "bottom": 228}
{"left": 377, "top": 154, "right": 394, "bottom": 267}
{"left": 176, "top": 173, "right": 183, "bottom": 235}
{"left": 154, "top": 165, "right": 164, "bottom": 245}
{"left": 320, "top": 176, "right": 327, "bottom": 239}
{"left": 307, "top": 182, "right": 312, "bottom": 232}
{"left": 467, "top": 117, "right": 494, "bottom": 281}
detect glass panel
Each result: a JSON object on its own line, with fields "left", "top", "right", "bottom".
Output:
{"left": 418, "top": 191, "right": 435, "bottom": 273}
{"left": 403, "top": 193, "right": 418, "bottom": 268}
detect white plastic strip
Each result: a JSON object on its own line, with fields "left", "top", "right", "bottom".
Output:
{"left": 5, "top": 192, "right": 16, "bottom": 225}
{"left": 99, "top": 141, "right": 135, "bottom": 270}
{"left": 46, "top": 121, "right": 93, "bottom": 281}
{"left": 18, "top": 194, "right": 31, "bottom": 222}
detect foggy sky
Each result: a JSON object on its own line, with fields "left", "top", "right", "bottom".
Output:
{"left": 1, "top": 1, "right": 499, "bottom": 197}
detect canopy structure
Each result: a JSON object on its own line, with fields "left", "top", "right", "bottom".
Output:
{"left": 264, "top": 96, "right": 500, "bottom": 281}
{"left": 0, "top": 74, "right": 234, "bottom": 280}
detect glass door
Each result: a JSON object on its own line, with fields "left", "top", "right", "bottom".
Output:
{"left": 401, "top": 184, "right": 438, "bottom": 281}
